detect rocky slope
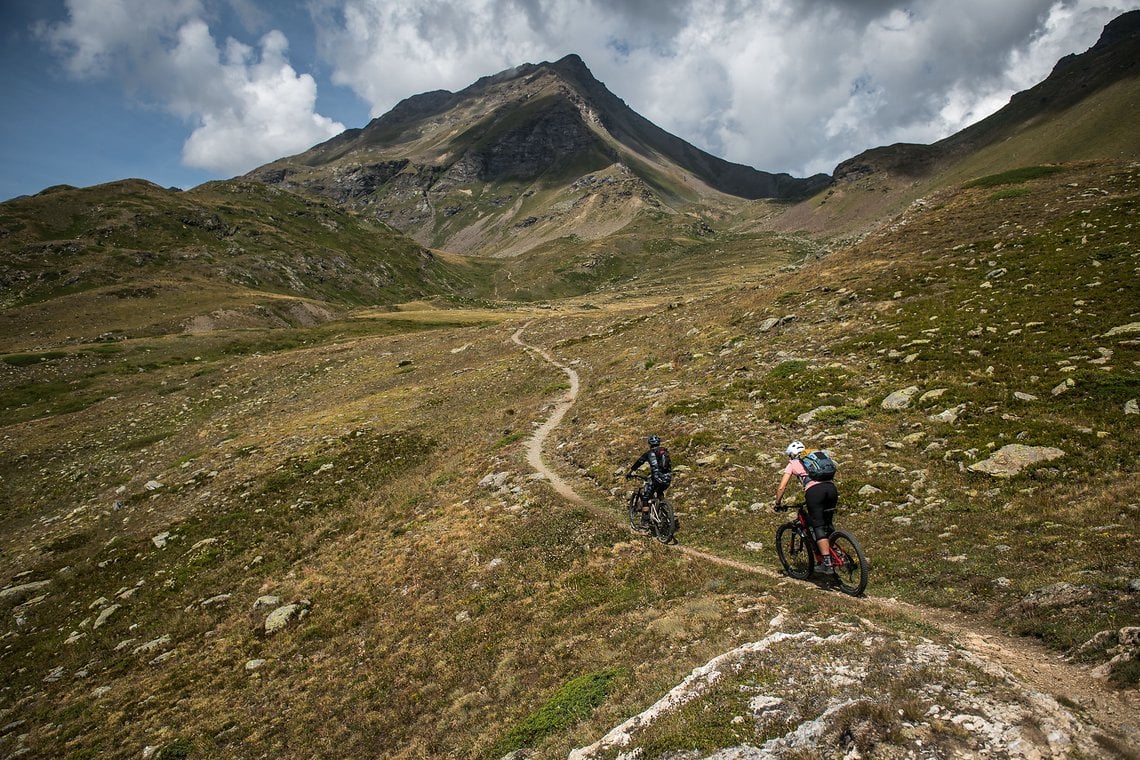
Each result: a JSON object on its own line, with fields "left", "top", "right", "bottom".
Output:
{"left": 246, "top": 54, "right": 830, "bottom": 256}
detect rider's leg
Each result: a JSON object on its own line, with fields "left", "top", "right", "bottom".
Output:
{"left": 806, "top": 484, "right": 835, "bottom": 568}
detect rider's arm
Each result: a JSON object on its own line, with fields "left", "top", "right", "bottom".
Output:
{"left": 628, "top": 451, "right": 649, "bottom": 475}
{"left": 775, "top": 471, "right": 793, "bottom": 505}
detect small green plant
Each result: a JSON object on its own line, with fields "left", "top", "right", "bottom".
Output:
{"left": 769, "top": 360, "right": 808, "bottom": 378}
{"left": 813, "top": 406, "right": 865, "bottom": 425}
{"left": 156, "top": 738, "right": 194, "bottom": 759}
{"left": 492, "top": 431, "right": 527, "bottom": 449}
{"left": 493, "top": 668, "right": 624, "bottom": 755}
{"left": 990, "top": 187, "right": 1032, "bottom": 200}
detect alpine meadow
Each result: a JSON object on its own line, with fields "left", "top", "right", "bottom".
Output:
{"left": 1, "top": 10, "right": 1139, "bottom": 760}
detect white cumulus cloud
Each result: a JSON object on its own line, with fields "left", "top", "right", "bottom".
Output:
{"left": 309, "top": 0, "right": 1140, "bottom": 176}
{"left": 38, "top": 0, "right": 344, "bottom": 175}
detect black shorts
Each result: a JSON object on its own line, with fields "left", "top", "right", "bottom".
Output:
{"left": 805, "top": 481, "right": 838, "bottom": 540}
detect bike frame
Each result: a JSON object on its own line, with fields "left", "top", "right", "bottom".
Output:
{"left": 793, "top": 508, "right": 846, "bottom": 569}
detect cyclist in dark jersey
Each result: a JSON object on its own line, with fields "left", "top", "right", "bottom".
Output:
{"left": 627, "top": 435, "right": 673, "bottom": 527}
{"left": 774, "top": 440, "right": 838, "bottom": 573}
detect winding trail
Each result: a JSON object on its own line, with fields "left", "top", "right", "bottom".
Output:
{"left": 510, "top": 321, "right": 1140, "bottom": 749}
{"left": 511, "top": 322, "right": 583, "bottom": 505}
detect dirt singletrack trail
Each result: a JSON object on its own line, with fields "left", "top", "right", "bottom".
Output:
{"left": 511, "top": 321, "right": 1140, "bottom": 751}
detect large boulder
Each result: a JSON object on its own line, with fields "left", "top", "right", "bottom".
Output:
{"left": 968, "top": 444, "right": 1065, "bottom": 478}
{"left": 881, "top": 386, "right": 921, "bottom": 410}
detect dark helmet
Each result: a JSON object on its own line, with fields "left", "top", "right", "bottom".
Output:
{"left": 648, "top": 435, "right": 661, "bottom": 447}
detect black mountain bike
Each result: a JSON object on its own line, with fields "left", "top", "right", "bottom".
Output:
{"left": 774, "top": 503, "right": 867, "bottom": 596}
{"left": 625, "top": 475, "right": 677, "bottom": 544}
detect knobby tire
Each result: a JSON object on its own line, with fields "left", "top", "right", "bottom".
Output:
{"left": 829, "top": 529, "right": 868, "bottom": 596}
{"left": 653, "top": 499, "right": 676, "bottom": 544}
{"left": 776, "top": 523, "right": 812, "bottom": 580}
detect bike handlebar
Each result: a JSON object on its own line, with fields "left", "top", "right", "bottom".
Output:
{"left": 774, "top": 503, "right": 806, "bottom": 513}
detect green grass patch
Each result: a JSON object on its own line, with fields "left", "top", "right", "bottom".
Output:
{"left": 965, "top": 165, "right": 1066, "bottom": 188}
{"left": 812, "top": 405, "right": 866, "bottom": 425}
{"left": 990, "top": 187, "right": 1033, "bottom": 200}
{"left": 2, "top": 351, "right": 68, "bottom": 366}
{"left": 493, "top": 668, "right": 624, "bottom": 755}
{"left": 492, "top": 431, "right": 527, "bottom": 449}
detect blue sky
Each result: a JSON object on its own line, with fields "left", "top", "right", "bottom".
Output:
{"left": 2, "top": 0, "right": 1137, "bottom": 201}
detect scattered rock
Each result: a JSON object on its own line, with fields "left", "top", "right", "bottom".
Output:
{"left": 264, "top": 600, "right": 311, "bottom": 635}
{"left": 144, "top": 480, "right": 164, "bottom": 491}
{"left": 151, "top": 532, "right": 171, "bottom": 549}
{"left": 881, "top": 386, "right": 920, "bottom": 410}
{"left": 199, "top": 594, "right": 231, "bottom": 609}
{"left": 92, "top": 603, "right": 121, "bottom": 630}
{"left": 1104, "top": 322, "right": 1140, "bottom": 337}
{"left": 1013, "top": 392, "right": 1038, "bottom": 402}
{"left": 479, "top": 472, "right": 511, "bottom": 489}
{"left": 744, "top": 542, "right": 764, "bottom": 552}
{"left": 244, "top": 659, "right": 267, "bottom": 672}
{"left": 920, "top": 388, "right": 948, "bottom": 403}
{"left": 1052, "top": 378, "right": 1075, "bottom": 396}
{"left": 929, "top": 404, "right": 966, "bottom": 424}
{"left": 132, "top": 635, "right": 172, "bottom": 655}
{"left": 968, "top": 445, "right": 1066, "bottom": 478}
{"left": 1125, "top": 399, "right": 1138, "bottom": 415}
{"left": 1013, "top": 583, "right": 1095, "bottom": 614}
{"left": 43, "top": 666, "right": 65, "bottom": 683}
{"left": 858, "top": 485, "right": 882, "bottom": 497}
{"left": 253, "top": 595, "right": 281, "bottom": 610}
{"left": 190, "top": 537, "right": 218, "bottom": 551}
{"left": 893, "top": 517, "right": 912, "bottom": 526}
{"left": 0, "top": 580, "right": 50, "bottom": 602}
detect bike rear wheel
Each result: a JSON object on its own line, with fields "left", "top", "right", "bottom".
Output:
{"left": 776, "top": 523, "right": 812, "bottom": 579}
{"left": 652, "top": 499, "right": 676, "bottom": 544}
{"left": 828, "top": 530, "right": 868, "bottom": 596}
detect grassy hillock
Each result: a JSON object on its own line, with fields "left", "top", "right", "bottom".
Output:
{"left": 0, "top": 179, "right": 497, "bottom": 349}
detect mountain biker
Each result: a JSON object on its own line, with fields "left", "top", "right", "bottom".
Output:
{"left": 774, "top": 440, "right": 838, "bottom": 574}
{"left": 627, "top": 435, "right": 673, "bottom": 528}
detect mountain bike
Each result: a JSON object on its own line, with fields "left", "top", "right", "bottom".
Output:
{"left": 625, "top": 475, "right": 677, "bottom": 544}
{"left": 774, "top": 504, "right": 867, "bottom": 596}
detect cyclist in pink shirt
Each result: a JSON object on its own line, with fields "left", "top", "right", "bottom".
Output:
{"left": 774, "top": 440, "right": 839, "bottom": 573}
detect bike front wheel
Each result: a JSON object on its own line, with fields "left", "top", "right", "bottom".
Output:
{"left": 652, "top": 499, "right": 676, "bottom": 544}
{"left": 628, "top": 492, "right": 644, "bottom": 532}
{"left": 776, "top": 523, "right": 812, "bottom": 579}
{"left": 829, "top": 530, "right": 868, "bottom": 596}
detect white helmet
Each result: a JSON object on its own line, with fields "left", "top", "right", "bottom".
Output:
{"left": 785, "top": 440, "right": 805, "bottom": 458}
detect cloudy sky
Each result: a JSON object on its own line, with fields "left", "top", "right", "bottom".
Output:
{"left": 2, "top": 0, "right": 1137, "bottom": 200}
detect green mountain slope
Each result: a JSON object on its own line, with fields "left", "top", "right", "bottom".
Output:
{"left": 0, "top": 178, "right": 494, "bottom": 349}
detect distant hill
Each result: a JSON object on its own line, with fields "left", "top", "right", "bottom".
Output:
{"left": 778, "top": 9, "right": 1140, "bottom": 235}
{"left": 0, "top": 179, "right": 490, "bottom": 348}
{"left": 245, "top": 54, "right": 830, "bottom": 256}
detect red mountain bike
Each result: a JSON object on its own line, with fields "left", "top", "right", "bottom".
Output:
{"left": 774, "top": 503, "right": 867, "bottom": 596}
